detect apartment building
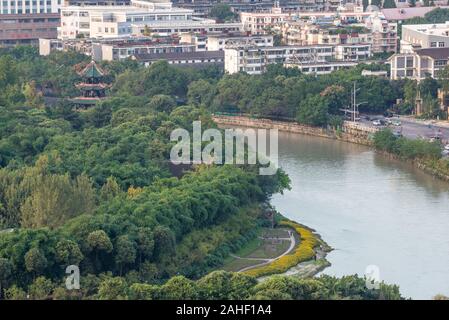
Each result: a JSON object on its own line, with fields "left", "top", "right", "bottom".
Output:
{"left": 207, "top": 33, "right": 273, "bottom": 51}
{"left": 171, "top": 0, "right": 327, "bottom": 17}
{"left": 240, "top": 6, "right": 291, "bottom": 35}
{"left": 224, "top": 43, "right": 370, "bottom": 75}
{"left": 364, "top": 12, "right": 397, "bottom": 53}
{"left": 58, "top": 0, "right": 242, "bottom": 39}
{"left": 389, "top": 47, "right": 449, "bottom": 81}
{"left": 180, "top": 32, "right": 273, "bottom": 51}
{"left": 281, "top": 22, "right": 372, "bottom": 46}
{"left": 334, "top": 43, "right": 371, "bottom": 61}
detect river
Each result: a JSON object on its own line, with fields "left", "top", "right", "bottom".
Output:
{"left": 270, "top": 131, "right": 449, "bottom": 300}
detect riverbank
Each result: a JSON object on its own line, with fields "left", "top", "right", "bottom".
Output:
{"left": 214, "top": 114, "right": 449, "bottom": 184}
{"left": 378, "top": 150, "right": 449, "bottom": 182}
{"left": 212, "top": 115, "right": 377, "bottom": 146}
{"left": 222, "top": 214, "right": 332, "bottom": 280}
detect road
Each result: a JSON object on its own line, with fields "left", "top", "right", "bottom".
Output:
{"left": 359, "top": 115, "right": 449, "bottom": 144}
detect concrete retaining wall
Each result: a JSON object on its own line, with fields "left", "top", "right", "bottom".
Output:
{"left": 212, "top": 115, "right": 376, "bottom": 146}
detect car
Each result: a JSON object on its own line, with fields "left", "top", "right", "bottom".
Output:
{"left": 392, "top": 120, "right": 401, "bottom": 126}
{"left": 393, "top": 131, "right": 403, "bottom": 138}
{"left": 430, "top": 136, "right": 442, "bottom": 143}
{"left": 372, "top": 120, "right": 382, "bottom": 126}
{"left": 444, "top": 144, "right": 449, "bottom": 151}
{"left": 442, "top": 149, "right": 449, "bottom": 157}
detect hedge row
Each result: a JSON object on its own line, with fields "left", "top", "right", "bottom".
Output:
{"left": 243, "top": 220, "right": 319, "bottom": 278}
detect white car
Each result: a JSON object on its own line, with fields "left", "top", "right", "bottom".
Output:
{"left": 372, "top": 120, "right": 382, "bottom": 126}
{"left": 445, "top": 144, "right": 449, "bottom": 151}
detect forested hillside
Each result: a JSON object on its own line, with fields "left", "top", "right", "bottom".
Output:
{"left": 0, "top": 47, "right": 403, "bottom": 300}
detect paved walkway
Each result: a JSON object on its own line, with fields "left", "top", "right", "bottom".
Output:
{"left": 233, "top": 231, "right": 297, "bottom": 273}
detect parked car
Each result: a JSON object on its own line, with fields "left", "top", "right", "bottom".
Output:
{"left": 444, "top": 144, "right": 449, "bottom": 151}
{"left": 392, "top": 120, "right": 401, "bottom": 126}
{"left": 372, "top": 120, "right": 382, "bottom": 126}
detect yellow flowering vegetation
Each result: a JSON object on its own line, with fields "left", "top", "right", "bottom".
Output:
{"left": 243, "top": 220, "right": 319, "bottom": 278}
{"left": 127, "top": 186, "right": 143, "bottom": 199}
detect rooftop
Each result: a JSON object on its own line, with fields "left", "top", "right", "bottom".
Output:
{"left": 402, "top": 21, "right": 449, "bottom": 36}
{"left": 416, "top": 47, "right": 449, "bottom": 59}
{"left": 132, "top": 50, "right": 224, "bottom": 61}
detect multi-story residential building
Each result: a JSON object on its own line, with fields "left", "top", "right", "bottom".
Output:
{"left": 334, "top": 43, "right": 371, "bottom": 61}
{"left": 281, "top": 22, "right": 372, "bottom": 46}
{"left": 364, "top": 12, "right": 397, "bottom": 53}
{"left": 225, "top": 45, "right": 335, "bottom": 74}
{"left": 240, "top": 6, "right": 291, "bottom": 35}
{"left": 240, "top": 5, "right": 379, "bottom": 36}
{"left": 388, "top": 47, "right": 449, "bottom": 81}
{"left": 179, "top": 32, "right": 273, "bottom": 51}
{"left": 401, "top": 22, "right": 449, "bottom": 53}
{"left": 224, "top": 43, "right": 370, "bottom": 75}
{"left": 0, "top": 0, "right": 62, "bottom": 46}
{"left": 172, "top": 0, "right": 327, "bottom": 17}
{"left": 58, "top": 0, "right": 242, "bottom": 39}
{"left": 180, "top": 32, "right": 207, "bottom": 51}
{"left": 206, "top": 33, "right": 273, "bottom": 51}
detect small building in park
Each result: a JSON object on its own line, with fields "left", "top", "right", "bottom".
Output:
{"left": 71, "top": 61, "right": 109, "bottom": 109}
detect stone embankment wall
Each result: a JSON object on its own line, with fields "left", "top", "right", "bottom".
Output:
{"left": 212, "top": 115, "right": 377, "bottom": 146}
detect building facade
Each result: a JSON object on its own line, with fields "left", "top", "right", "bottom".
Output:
{"left": 224, "top": 43, "right": 369, "bottom": 75}
{"left": 389, "top": 47, "right": 449, "bottom": 81}
{"left": 0, "top": 0, "right": 61, "bottom": 14}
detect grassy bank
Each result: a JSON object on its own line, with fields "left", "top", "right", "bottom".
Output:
{"left": 241, "top": 219, "right": 328, "bottom": 278}
{"left": 373, "top": 129, "right": 449, "bottom": 180}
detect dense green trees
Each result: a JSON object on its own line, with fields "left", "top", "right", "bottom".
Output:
{"left": 209, "top": 4, "right": 236, "bottom": 22}
{"left": 197, "top": 63, "right": 406, "bottom": 124}
{"left": 0, "top": 271, "right": 403, "bottom": 300}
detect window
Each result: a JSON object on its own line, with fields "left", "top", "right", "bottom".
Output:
{"left": 430, "top": 42, "right": 437, "bottom": 47}
{"left": 439, "top": 42, "right": 445, "bottom": 47}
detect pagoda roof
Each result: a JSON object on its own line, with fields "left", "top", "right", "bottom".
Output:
{"left": 78, "top": 61, "right": 106, "bottom": 78}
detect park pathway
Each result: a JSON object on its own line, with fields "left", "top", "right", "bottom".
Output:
{"left": 234, "top": 231, "right": 296, "bottom": 272}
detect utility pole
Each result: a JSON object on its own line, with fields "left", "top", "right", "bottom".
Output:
{"left": 353, "top": 81, "right": 356, "bottom": 122}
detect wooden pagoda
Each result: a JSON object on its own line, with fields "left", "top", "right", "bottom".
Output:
{"left": 71, "top": 61, "right": 109, "bottom": 109}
